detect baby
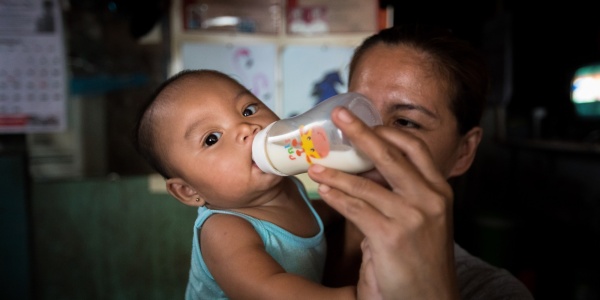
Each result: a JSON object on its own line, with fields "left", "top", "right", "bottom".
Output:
{"left": 133, "top": 69, "right": 356, "bottom": 299}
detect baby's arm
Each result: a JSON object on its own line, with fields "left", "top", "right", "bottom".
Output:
{"left": 201, "top": 213, "right": 356, "bottom": 300}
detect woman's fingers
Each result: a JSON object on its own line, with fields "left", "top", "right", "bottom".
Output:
{"left": 311, "top": 105, "right": 458, "bottom": 300}
{"left": 308, "top": 164, "right": 392, "bottom": 236}
{"left": 330, "top": 107, "right": 416, "bottom": 191}
{"left": 331, "top": 106, "right": 448, "bottom": 191}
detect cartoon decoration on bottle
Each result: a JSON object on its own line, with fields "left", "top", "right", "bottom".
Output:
{"left": 285, "top": 125, "right": 331, "bottom": 164}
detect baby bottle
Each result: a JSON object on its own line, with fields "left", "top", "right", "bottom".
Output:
{"left": 252, "top": 92, "right": 382, "bottom": 176}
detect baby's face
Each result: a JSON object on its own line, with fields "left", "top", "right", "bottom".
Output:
{"left": 159, "top": 75, "right": 282, "bottom": 209}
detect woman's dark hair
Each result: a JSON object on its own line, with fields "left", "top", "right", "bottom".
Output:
{"left": 349, "top": 24, "right": 490, "bottom": 135}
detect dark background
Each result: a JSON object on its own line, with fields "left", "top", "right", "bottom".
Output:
{"left": 384, "top": 1, "right": 600, "bottom": 299}
{"left": 389, "top": 0, "right": 600, "bottom": 141}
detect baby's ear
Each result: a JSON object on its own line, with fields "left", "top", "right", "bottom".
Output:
{"left": 165, "top": 177, "right": 205, "bottom": 207}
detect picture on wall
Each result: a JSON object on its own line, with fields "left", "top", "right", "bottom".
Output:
{"left": 181, "top": 42, "right": 277, "bottom": 111}
{"left": 282, "top": 44, "right": 355, "bottom": 118}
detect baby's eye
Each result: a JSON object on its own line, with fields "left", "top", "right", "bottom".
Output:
{"left": 204, "top": 132, "right": 222, "bottom": 146}
{"left": 242, "top": 104, "right": 258, "bottom": 117}
{"left": 393, "top": 118, "right": 421, "bottom": 129}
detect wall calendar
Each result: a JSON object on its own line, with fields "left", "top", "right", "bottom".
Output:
{"left": 0, "top": 0, "right": 66, "bottom": 133}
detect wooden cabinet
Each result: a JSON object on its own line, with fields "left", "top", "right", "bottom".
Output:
{"left": 169, "top": 0, "right": 381, "bottom": 117}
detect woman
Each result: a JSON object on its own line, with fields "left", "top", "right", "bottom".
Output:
{"left": 309, "top": 25, "right": 534, "bottom": 299}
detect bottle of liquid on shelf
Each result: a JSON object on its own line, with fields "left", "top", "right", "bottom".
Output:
{"left": 252, "top": 92, "right": 382, "bottom": 176}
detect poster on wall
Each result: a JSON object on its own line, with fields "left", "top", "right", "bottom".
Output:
{"left": 0, "top": 0, "right": 67, "bottom": 133}
{"left": 282, "top": 45, "right": 355, "bottom": 118}
{"left": 181, "top": 42, "right": 277, "bottom": 112}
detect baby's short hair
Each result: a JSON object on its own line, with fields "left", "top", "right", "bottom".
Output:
{"left": 132, "top": 69, "right": 242, "bottom": 178}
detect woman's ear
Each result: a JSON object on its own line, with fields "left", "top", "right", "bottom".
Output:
{"left": 165, "top": 177, "right": 206, "bottom": 207}
{"left": 448, "top": 126, "right": 483, "bottom": 178}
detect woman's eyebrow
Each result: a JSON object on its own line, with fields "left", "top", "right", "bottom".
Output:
{"left": 389, "top": 103, "right": 438, "bottom": 119}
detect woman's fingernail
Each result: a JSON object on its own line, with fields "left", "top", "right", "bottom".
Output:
{"left": 319, "top": 184, "right": 331, "bottom": 193}
{"left": 338, "top": 107, "right": 353, "bottom": 123}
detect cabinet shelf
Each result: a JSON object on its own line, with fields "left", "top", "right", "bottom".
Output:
{"left": 169, "top": 0, "right": 380, "bottom": 117}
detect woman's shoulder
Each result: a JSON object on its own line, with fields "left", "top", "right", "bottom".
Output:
{"left": 454, "top": 243, "right": 535, "bottom": 300}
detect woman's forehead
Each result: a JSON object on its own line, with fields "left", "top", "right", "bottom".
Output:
{"left": 351, "top": 47, "right": 452, "bottom": 117}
